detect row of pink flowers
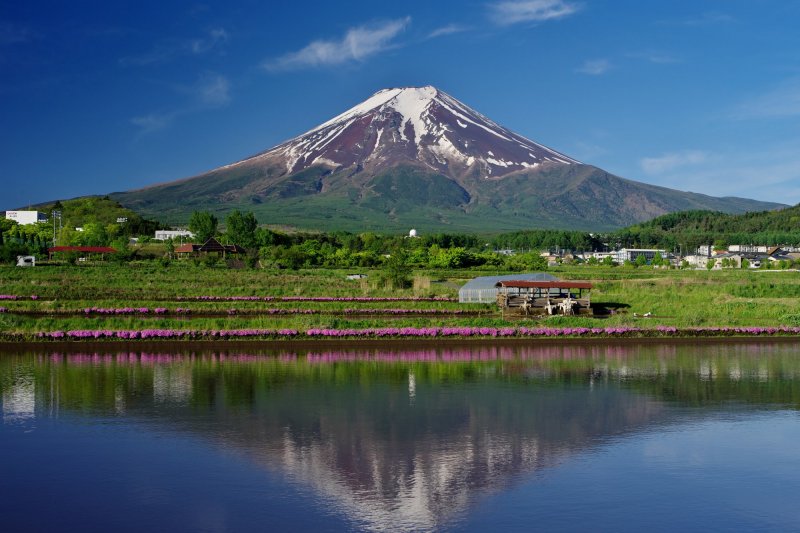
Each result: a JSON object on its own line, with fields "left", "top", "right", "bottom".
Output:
{"left": 84, "top": 307, "right": 171, "bottom": 315}
{"left": 15, "top": 325, "right": 800, "bottom": 341}
{"left": 73, "top": 307, "right": 462, "bottom": 316}
{"left": 36, "top": 328, "right": 300, "bottom": 340}
{"left": 0, "top": 307, "right": 6, "bottom": 313}
{"left": 0, "top": 295, "right": 38, "bottom": 300}
{"left": 176, "top": 295, "right": 457, "bottom": 302}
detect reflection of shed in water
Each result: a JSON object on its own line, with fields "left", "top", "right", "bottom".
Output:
{"left": 496, "top": 280, "right": 593, "bottom": 315}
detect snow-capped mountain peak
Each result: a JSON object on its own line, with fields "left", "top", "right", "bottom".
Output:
{"left": 234, "top": 86, "right": 580, "bottom": 178}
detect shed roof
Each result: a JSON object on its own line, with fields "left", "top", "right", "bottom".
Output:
{"left": 175, "top": 244, "right": 201, "bottom": 253}
{"left": 497, "top": 280, "right": 593, "bottom": 289}
{"left": 459, "top": 273, "right": 557, "bottom": 291}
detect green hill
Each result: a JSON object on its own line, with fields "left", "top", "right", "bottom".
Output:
{"left": 612, "top": 205, "right": 800, "bottom": 249}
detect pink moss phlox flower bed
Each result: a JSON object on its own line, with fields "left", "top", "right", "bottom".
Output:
{"left": 84, "top": 307, "right": 155, "bottom": 315}
{"left": 35, "top": 329, "right": 300, "bottom": 340}
{"left": 0, "top": 295, "right": 38, "bottom": 301}
{"left": 13, "top": 325, "right": 800, "bottom": 342}
{"left": 0, "top": 307, "right": 7, "bottom": 313}
{"left": 82, "top": 307, "right": 189, "bottom": 315}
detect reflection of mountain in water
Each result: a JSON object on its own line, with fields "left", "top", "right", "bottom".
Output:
{"left": 3, "top": 342, "right": 800, "bottom": 531}
{"left": 194, "top": 374, "right": 663, "bottom": 531}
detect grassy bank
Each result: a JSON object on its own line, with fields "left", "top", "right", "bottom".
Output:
{"left": 1, "top": 263, "right": 799, "bottom": 339}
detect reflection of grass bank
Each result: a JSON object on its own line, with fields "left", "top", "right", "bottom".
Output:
{"left": 1, "top": 264, "right": 800, "bottom": 336}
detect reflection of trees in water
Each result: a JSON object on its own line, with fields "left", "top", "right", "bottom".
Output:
{"left": 2, "top": 341, "right": 800, "bottom": 530}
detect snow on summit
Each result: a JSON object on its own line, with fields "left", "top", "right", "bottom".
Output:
{"left": 236, "top": 86, "right": 580, "bottom": 178}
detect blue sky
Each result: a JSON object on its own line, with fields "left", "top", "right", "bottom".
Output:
{"left": 2, "top": 0, "right": 800, "bottom": 211}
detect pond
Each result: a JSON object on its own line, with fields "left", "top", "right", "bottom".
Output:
{"left": 2, "top": 340, "right": 800, "bottom": 531}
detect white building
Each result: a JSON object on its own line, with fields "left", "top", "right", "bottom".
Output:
{"left": 728, "top": 245, "right": 769, "bottom": 253}
{"left": 613, "top": 248, "right": 668, "bottom": 264}
{"left": 5, "top": 210, "right": 47, "bottom": 225}
{"left": 154, "top": 230, "right": 194, "bottom": 241}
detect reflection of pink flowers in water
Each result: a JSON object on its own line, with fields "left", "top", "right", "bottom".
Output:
{"left": 18, "top": 325, "right": 800, "bottom": 342}
{"left": 43, "top": 338, "right": 800, "bottom": 367}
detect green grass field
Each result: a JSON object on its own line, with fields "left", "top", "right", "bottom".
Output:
{"left": 1, "top": 262, "right": 799, "bottom": 338}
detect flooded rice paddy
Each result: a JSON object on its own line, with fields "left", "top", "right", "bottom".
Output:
{"left": 2, "top": 340, "right": 800, "bottom": 531}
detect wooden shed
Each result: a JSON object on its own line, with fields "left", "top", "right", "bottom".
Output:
{"left": 496, "top": 280, "right": 593, "bottom": 315}
{"left": 175, "top": 238, "right": 245, "bottom": 257}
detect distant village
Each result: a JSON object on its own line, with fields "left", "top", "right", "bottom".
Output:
{"left": 540, "top": 245, "right": 800, "bottom": 269}
{"left": 4, "top": 209, "right": 800, "bottom": 269}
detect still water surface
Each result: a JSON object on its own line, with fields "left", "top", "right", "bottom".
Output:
{"left": 2, "top": 341, "right": 800, "bottom": 532}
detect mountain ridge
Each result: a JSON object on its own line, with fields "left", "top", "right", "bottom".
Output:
{"left": 110, "top": 85, "right": 785, "bottom": 231}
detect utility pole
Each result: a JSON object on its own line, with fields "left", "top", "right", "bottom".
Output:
{"left": 51, "top": 210, "right": 62, "bottom": 246}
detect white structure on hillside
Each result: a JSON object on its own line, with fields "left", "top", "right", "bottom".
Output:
{"left": 5, "top": 210, "right": 47, "bottom": 225}
{"left": 728, "top": 245, "right": 769, "bottom": 253}
{"left": 155, "top": 230, "right": 194, "bottom": 241}
{"left": 613, "top": 248, "right": 667, "bottom": 264}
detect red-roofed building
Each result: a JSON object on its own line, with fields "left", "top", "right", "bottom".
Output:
{"left": 174, "top": 238, "right": 245, "bottom": 257}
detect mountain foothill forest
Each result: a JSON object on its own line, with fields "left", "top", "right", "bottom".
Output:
{"left": 3, "top": 195, "right": 800, "bottom": 271}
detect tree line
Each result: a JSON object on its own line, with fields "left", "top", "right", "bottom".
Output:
{"left": 4, "top": 199, "right": 800, "bottom": 268}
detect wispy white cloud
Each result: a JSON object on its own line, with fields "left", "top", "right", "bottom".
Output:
{"left": 575, "top": 58, "right": 611, "bottom": 75}
{"left": 640, "top": 150, "right": 709, "bottom": 175}
{"left": 427, "top": 24, "right": 470, "bottom": 39}
{"left": 266, "top": 17, "right": 410, "bottom": 70}
{"left": 131, "top": 73, "right": 231, "bottom": 135}
{"left": 735, "top": 78, "right": 800, "bottom": 119}
{"left": 570, "top": 141, "right": 608, "bottom": 161}
{"left": 627, "top": 50, "right": 680, "bottom": 64}
{"left": 190, "top": 28, "right": 228, "bottom": 54}
{"left": 488, "top": 0, "right": 581, "bottom": 26}
{"left": 637, "top": 142, "right": 800, "bottom": 205}
{"left": 194, "top": 72, "right": 230, "bottom": 106}
{"left": 121, "top": 28, "right": 228, "bottom": 66}
{"left": 680, "top": 12, "right": 735, "bottom": 26}
{"left": 130, "top": 112, "right": 176, "bottom": 134}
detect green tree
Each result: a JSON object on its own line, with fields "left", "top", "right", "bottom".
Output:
{"left": 706, "top": 258, "right": 716, "bottom": 270}
{"left": 635, "top": 254, "right": 647, "bottom": 267}
{"left": 429, "top": 247, "right": 472, "bottom": 269}
{"left": 382, "top": 248, "right": 412, "bottom": 289}
{"left": 603, "top": 255, "right": 615, "bottom": 267}
{"left": 189, "top": 211, "right": 218, "bottom": 243}
{"left": 225, "top": 210, "right": 258, "bottom": 249}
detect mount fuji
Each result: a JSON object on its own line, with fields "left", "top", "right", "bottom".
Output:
{"left": 111, "top": 86, "right": 783, "bottom": 231}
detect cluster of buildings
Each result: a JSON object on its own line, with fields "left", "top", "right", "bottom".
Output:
{"left": 538, "top": 245, "right": 800, "bottom": 269}
{"left": 682, "top": 245, "right": 800, "bottom": 269}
